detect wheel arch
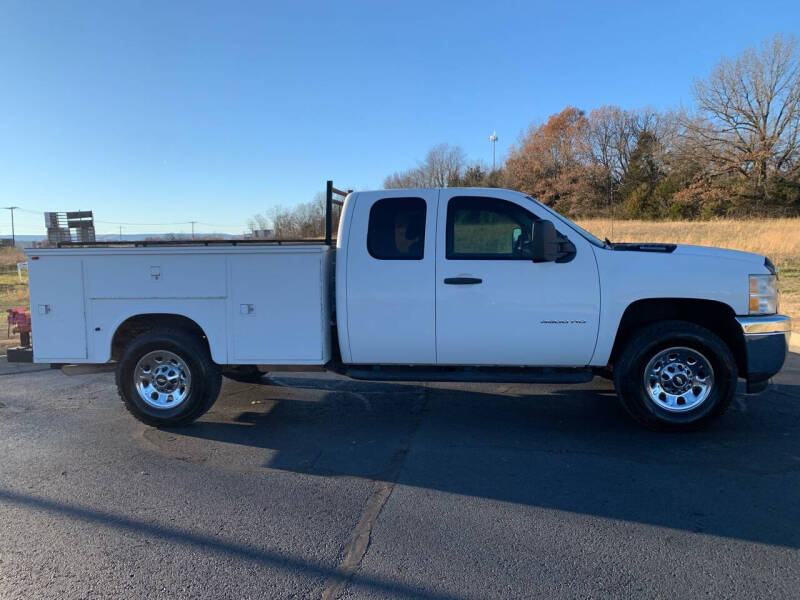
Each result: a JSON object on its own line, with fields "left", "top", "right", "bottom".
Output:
{"left": 110, "top": 313, "right": 214, "bottom": 362}
{"left": 608, "top": 298, "right": 746, "bottom": 375}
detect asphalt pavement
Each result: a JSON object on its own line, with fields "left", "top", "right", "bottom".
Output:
{"left": 1, "top": 354, "right": 799, "bottom": 599}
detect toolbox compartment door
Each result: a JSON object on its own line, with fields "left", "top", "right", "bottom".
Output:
{"left": 28, "top": 257, "right": 87, "bottom": 361}
{"left": 229, "top": 251, "right": 329, "bottom": 363}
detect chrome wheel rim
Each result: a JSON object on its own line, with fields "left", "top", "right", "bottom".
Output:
{"left": 643, "top": 346, "right": 714, "bottom": 413}
{"left": 134, "top": 350, "right": 192, "bottom": 409}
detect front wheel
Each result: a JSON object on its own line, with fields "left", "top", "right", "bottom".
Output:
{"left": 613, "top": 321, "right": 737, "bottom": 431}
{"left": 116, "top": 328, "right": 222, "bottom": 427}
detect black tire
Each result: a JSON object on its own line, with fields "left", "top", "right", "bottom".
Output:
{"left": 222, "top": 366, "right": 265, "bottom": 383}
{"left": 613, "top": 320, "right": 737, "bottom": 431}
{"left": 116, "top": 328, "right": 222, "bottom": 427}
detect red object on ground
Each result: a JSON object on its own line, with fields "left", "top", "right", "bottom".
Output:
{"left": 7, "top": 307, "right": 31, "bottom": 334}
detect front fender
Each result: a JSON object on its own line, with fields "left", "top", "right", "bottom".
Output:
{"left": 590, "top": 247, "right": 749, "bottom": 366}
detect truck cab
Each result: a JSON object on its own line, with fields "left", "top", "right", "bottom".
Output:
{"left": 337, "top": 188, "right": 599, "bottom": 367}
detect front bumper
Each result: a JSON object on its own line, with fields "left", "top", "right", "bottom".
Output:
{"left": 735, "top": 315, "right": 791, "bottom": 393}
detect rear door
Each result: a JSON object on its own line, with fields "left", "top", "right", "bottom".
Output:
{"left": 345, "top": 190, "right": 438, "bottom": 364}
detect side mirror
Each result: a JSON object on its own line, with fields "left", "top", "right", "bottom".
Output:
{"left": 532, "top": 220, "right": 559, "bottom": 262}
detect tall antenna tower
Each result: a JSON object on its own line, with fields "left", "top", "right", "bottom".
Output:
{"left": 489, "top": 131, "right": 498, "bottom": 170}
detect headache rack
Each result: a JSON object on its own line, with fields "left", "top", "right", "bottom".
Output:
{"left": 324, "top": 180, "right": 349, "bottom": 246}
{"left": 56, "top": 181, "right": 352, "bottom": 248}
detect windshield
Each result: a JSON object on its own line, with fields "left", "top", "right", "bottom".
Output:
{"left": 524, "top": 196, "right": 606, "bottom": 248}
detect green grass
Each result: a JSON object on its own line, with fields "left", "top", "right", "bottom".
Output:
{"left": 0, "top": 270, "right": 29, "bottom": 318}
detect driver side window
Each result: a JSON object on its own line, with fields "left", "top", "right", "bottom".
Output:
{"left": 446, "top": 196, "right": 536, "bottom": 260}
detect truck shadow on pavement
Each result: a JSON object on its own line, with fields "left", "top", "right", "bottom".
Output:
{"left": 172, "top": 373, "right": 800, "bottom": 549}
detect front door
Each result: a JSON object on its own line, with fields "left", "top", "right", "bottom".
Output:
{"left": 345, "top": 190, "right": 439, "bottom": 364}
{"left": 435, "top": 190, "right": 600, "bottom": 366}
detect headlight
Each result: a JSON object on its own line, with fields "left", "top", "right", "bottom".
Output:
{"left": 749, "top": 274, "right": 778, "bottom": 315}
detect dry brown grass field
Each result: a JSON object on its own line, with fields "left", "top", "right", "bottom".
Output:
{"left": 0, "top": 247, "right": 25, "bottom": 268}
{"left": 577, "top": 218, "right": 800, "bottom": 337}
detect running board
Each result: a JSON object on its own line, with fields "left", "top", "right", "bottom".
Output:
{"left": 344, "top": 365, "right": 594, "bottom": 384}
{"left": 62, "top": 363, "right": 117, "bottom": 376}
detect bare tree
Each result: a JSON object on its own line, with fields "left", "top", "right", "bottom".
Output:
{"left": 268, "top": 193, "right": 327, "bottom": 239}
{"left": 588, "top": 106, "right": 677, "bottom": 183}
{"left": 249, "top": 191, "right": 350, "bottom": 240}
{"left": 686, "top": 33, "right": 800, "bottom": 202}
{"left": 383, "top": 143, "right": 467, "bottom": 188}
{"left": 247, "top": 214, "right": 271, "bottom": 237}
{"left": 383, "top": 170, "right": 423, "bottom": 189}
{"left": 424, "top": 143, "right": 467, "bottom": 187}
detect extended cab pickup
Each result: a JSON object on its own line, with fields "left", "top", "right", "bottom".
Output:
{"left": 22, "top": 182, "right": 791, "bottom": 430}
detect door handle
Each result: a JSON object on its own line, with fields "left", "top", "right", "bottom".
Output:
{"left": 444, "top": 277, "right": 483, "bottom": 285}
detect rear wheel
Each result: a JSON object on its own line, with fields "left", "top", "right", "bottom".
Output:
{"left": 613, "top": 320, "right": 737, "bottom": 431}
{"left": 116, "top": 328, "right": 221, "bottom": 427}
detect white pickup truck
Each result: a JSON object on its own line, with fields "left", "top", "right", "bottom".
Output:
{"left": 21, "top": 182, "right": 791, "bottom": 430}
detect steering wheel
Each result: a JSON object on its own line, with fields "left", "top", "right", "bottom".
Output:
{"left": 513, "top": 233, "right": 532, "bottom": 256}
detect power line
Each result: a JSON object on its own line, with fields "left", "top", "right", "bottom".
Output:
{"left": 93, "top": 219, "right": 198, "bottom": 226}
{"left": 88, "top": 217, "right": 244, "bottom": 228}
{"left": 13, "top": 207, "right": 188, "bottom": 226}
{"left": 6, "top": 206, "right": 246, "bottom": 231}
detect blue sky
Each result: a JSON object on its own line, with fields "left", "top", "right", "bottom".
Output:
{"left": 1, "top": 0, "right": 797, "bottom": 236}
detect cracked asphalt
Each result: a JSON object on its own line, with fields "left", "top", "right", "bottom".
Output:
{"left": 1, "top": 353, "right": 799, "bottom": 599}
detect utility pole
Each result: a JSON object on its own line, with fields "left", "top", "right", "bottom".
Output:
{"left": 3, "top": 206, "right": 19, "bottom": 247}
{"left": 189, "top": 221, "right": 197, "bottom": 240}
{"left": 119, "top": 225, "right": 123, "bottom": 241}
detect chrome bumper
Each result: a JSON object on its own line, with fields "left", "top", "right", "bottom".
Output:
{"left": 735, "top": 314, "right": 792, "bottom": 335}
{"left": 734, "top": 315, "right": 791, "bottom": 393}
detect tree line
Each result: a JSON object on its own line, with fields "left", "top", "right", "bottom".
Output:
{"left": 252, "top": 33, "right": 799, "bottom": 237}
{"left": 384, "top": 34, "right": 800, "bottom": 220}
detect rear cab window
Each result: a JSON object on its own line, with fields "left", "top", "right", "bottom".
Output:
{"left": 367, "top": 197, "right": 427, "bottom": 260}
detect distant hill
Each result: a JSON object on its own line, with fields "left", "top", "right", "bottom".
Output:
{"left": 94, "top": 233, "right": 235, "bottom": 242}
{"left": 3, "top": 235, "right": 46, "bottom": 244}
{"left": 3, "top": 233, "right": 236, "bottom": 247}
